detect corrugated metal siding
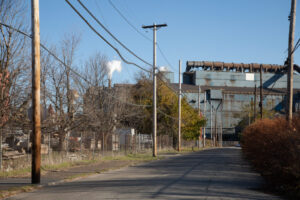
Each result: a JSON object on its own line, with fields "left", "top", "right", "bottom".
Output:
{"left": 183, "top": 89, "right": 296, "bottom": 137}
{"left": 191, "top": 71, "right": 300, "bottom": 89}
{"left": 179, "top": 68, "right": 300, "bottom": 139}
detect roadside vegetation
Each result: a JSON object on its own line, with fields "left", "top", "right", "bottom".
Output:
{"left": 241, "top": 117, "right": 300, "bottom": 199}
{"left": 0, "top": 152, "right": 164, "bottom": 178}
{"left": 0, "top": 0, "right": 206, "bottom": 174}
{"left": 127, "top": 72, "right": 206, "bottom": 145}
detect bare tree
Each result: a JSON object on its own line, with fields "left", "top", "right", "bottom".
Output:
{"left": 0, "top": 0, "right": 30, "bottom": 126}
{"left": 79, "top": 52, "right": 109, "bottom": 150}
{"left": 0, "top": 0, "right": 30, "bottom": 167}
{"left": 46, "top": 33, "right": 81, "bottom": 151}
{"left": 78, "top": 53, "right": 131, "bottom": 151}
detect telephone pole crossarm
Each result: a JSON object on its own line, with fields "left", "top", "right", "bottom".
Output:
{"left": 142, "top": 24, "right": 167, "bottom": 29}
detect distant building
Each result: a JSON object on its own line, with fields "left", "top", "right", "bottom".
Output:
{"left": 158, "top": 66, "right": 174, "bottom": 83}
{"left": 172, "top": 61, "right": 300, "bottom": 141}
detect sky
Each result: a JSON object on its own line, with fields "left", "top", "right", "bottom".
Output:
{"left": 34, "top": 0, "right": 300, "bottom": 84}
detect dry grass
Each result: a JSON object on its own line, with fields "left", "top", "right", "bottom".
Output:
{"left": 101, "top": 153, "right": 163, "bottom": 162}
{"left": 241, "top": 117, "right": 300, "bottom": 199}
{"left": 0, "top": 185, "right": 39, "bottom": 199}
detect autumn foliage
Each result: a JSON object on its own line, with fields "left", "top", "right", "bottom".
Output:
{"left": 241, "top": 117, "right": 300, "bottom": 198}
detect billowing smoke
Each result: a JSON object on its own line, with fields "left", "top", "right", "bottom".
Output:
{"left": 159, "top": 66, "right": 169, "bottom": 72}
{"left": 107, "top": 60, "right": 122, "bottom": 79}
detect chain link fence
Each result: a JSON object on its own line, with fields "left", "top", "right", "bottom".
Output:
{"left": 1, "top": 130, "right": 204, "bottom": 172}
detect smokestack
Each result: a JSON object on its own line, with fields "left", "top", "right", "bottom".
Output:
{"left": 107, "top": 60, "right": 122, "bottom": 88}
{"left": 108, "top": 78, "right": 112, "bottom": 89}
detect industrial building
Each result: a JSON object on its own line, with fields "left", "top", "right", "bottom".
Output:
{"left": 171, "top": 61, "right": 300, "bottom": 141}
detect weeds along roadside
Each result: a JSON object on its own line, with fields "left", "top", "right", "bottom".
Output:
{"left": 0, "top": 146, "right": 204, "bottom": 178}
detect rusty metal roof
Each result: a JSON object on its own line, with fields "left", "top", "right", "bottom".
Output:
{"left": 186, "top": 61, "right": 285, "bottom": 73}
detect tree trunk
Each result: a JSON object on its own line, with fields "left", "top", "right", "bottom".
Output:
{"left": 58, "top": 131, "right": 67, "bottom": 152}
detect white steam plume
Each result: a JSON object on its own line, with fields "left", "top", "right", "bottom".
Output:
{"left": 159, "top": 66, "right": 169, "bottom": 72}
{"left": 107, "top": 60, "right": 122, "bottom": 79}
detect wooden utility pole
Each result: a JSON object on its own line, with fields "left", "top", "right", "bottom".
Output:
{"left": 142, "top": 23, "right": 167, "bottom": 157}
{"left": 0, "top": 129, "right": 2, "bottom": 169}
{"left": 198, "top": 85, "right": 201, "bottom": 149}
{"left": 220, "top": 101, "right": 223, "bottom": 147}
{"left": 287, "top": 0, "right": 297, "bottom": 122}
{"left": 259, "top": 65, "right": 263, "bottom": 119}
{"left": 250, "top": 97, "right": 253, "bottom": 124}
{"left": 31, "top": 0, "right": 41, "bottom": 184}
{"left": 210, "top": 103, "right": 213, "bottom": 146}
{"left": 203, "top": 92, "right": 206, "bottom": 147}
{"left": 254, "top": 84, "right": 257, "bottom": 121}
{"left": 178, "top": 60, "right": 182, "bottom": 152}
{"left": 214, "top": 109, "right": 217, "bottom": 146}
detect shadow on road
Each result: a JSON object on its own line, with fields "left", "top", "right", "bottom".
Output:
{"left": 8, "top": 148, "right": 281, "bottom": 200}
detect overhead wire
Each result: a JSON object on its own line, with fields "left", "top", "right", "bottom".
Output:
{"left": 93, "top": 0, "right": 136, "bottom": 81}
{"left": 64, "top": 0, "right": 189, "bottom": 120}
{"left": 157, "top": 44, "right": 177, "bottom": 72}
{"left": 0, "top": 22, "right": 184, "bottom": 122}
{"left": 77, "top": 0, "right": 152, "bottom": 67}
{"left": 64, "top": 0, "right": 151, "bottom": 73}
{"left": 68, "top": 1, "right": 221, "bottom": 120}
{"left": 291, "top": 37, "right": 300, "bottom": 55}
{"left": 157, "top": 109, "right": 178, "bottom": 121}
{"left": 107, "top": 0, "right": 152, "bottom": 42}
{"left": 107, "top": 0, "right": 178, "bottom": 74}
{"left": 1, "top": 5, "right": 188, "bottom": 122}
{"left": 0, "top": 22, "right": 151, "bottom": 108}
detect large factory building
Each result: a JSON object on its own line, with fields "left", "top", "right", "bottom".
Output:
{"left": 171, "top": 61, "right": 300, "bottom": 141}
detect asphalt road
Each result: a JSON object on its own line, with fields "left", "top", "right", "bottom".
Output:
{"left": 7, "top": 148, "right": 281, "bottom": 200}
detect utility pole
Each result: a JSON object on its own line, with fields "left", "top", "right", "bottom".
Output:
{"left": 260, "top": 65, "right": 263, "bottom": 119}
{"left": 254, "top": 84, "right": 257, "bottom": 121}
{"left": 0, "top": 128, "right": 2, "bottom": 169}
{"left": 287, "top": 0, "right": 297, "bottom": 122}
{"left": 203, "top": 92, "right": 206, "bottom": 147}
{"left": 178, "top": 60, "right": 182, "bottom": 152}
{"left": 210, "top": 104, "right": 213, "bottom": 146}
{"left": 31, "top": 0, "right": 41, "bottom": 184}
{"left": 220, "top": 101, "right": 223, "bottom": 147}
{"left": 142, "top": 23, "right": 167, "bottom": 157}
{"left": 250, "top": 97, "right": 253, "bottom": 124}
{"left": 198, "top": 85, "right": 201, "bottom": 149}
{"left": 214, "top": 108, "right": 217, "bottom": 147}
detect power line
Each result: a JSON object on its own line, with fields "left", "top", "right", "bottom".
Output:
{"left": 107, "top": 0, "right": 178, "bottom": 73}
{"left": 107, "top": 0, "right": 152, "bottom": 42}
{"left": 0, "top": 19, "right": 186, "bottom": 122}
{"left": 0, "top": 22, "right": 151, "bottom": 108}
{"left": 77, "top": 0, "right": 152, "bottom": 67}
{"left": 157, "top": 108, "right": 178, "bottom": 121}
{"left": 0, "top": 23, "right": 184, "bottom": 121}
{"left": 65, "top": 1, "right": 189, "bottom": 123}
{"left": 157, "top": 44, "right": 177, "bottom": 73}
{"left": 64, "top": 0, "right": 151, "bottom": 73}
{"left": 291, "top": 37, "right": 300, "bottom": 54}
